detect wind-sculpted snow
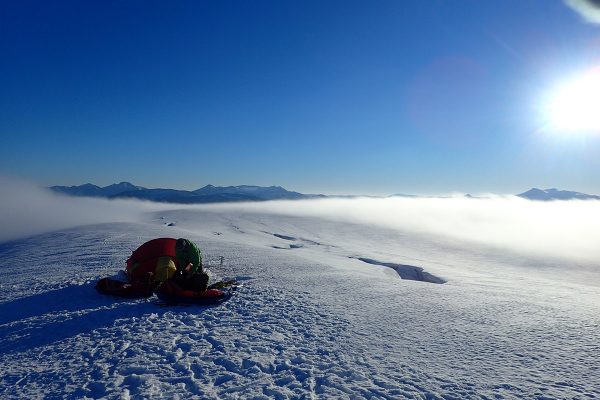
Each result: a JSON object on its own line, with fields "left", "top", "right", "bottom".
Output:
{"left": 1, "top": 209, "right": 600, "bottom": 399}
{"left": 353, "top": 257, "right": 446, "bottom": 284}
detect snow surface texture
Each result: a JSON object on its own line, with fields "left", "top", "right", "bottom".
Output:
{"left": 1, "top": 191, "right": 600, "bottom": 398}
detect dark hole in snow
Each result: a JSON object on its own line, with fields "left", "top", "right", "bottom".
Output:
{"left": 353, "top": 257, "right": 446, "bottom": 284}
{"left": 271, "top": 243, "right": 304, "bottom": 250}
{"left": 273, "top": 233, "right": 297, "bottom": 241}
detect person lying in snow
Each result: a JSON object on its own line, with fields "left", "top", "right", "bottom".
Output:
{"left": 170, "top": 238, "right": 209, "bottom": 292}
{"left": 125, "top": 238, "right": 203, "bottom": 279}
{"left": 120, "top": 237, "right": 209, "bottom": 293}
{"left": 174, "top": 238, "right": 202, "bottom": 274}
{"left": 125, "top": 238, "right": 177, "bottom": 284}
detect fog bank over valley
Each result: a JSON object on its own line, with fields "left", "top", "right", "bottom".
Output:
{"left": 2, "top": 176, "right": 599, "bottom": 264}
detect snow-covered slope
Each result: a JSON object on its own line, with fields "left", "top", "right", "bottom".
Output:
{"left": 1, "top": 187, "right": 600, "bottom": 399}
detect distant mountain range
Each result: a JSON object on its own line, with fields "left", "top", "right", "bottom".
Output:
{"left": 517, "top": 188, "right": 600, "bottom": 201}
{"left": 49, "top": 183, "right": 600, "bottom": 203}
{"left": 49, "top": 182, "right": 324, "bottom": 203}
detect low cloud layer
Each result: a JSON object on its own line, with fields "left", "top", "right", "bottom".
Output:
{"left": 565, "top": 0, "right": 600, "bottom": 24}
{"left": 208, "top": 196, "right": 600, "bottom": 263}
{"left": 0, "top": 176, "right": 168, "bottom": 242}
{"left": 2, "top": 176, "right": 599, "bottom": 263}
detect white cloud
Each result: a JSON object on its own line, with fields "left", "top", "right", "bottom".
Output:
{"left": 0, "top": 175, "right": 168, "bottom": 242}
{"left": 205, "top": 196, "right": 600, "bottom": 263}
{"left": 2, "top": 176, "right": 599, "bottom": 263}
{"left": 565, "top": 0, "right": 600, "bottom": 25}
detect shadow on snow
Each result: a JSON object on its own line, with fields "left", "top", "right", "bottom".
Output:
{"left": 0, "top": 282, "right": 215, "bottom": 356}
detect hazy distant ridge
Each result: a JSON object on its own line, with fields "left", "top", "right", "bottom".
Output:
{"left": 50, "top": 182, "right": 144, "bottom": 197}
{"left": 517, "top": 188, "right": 600, "bottom": 201}
{"left": 49, "top": 183, "right": 600, "bottom": 203}
{"left": 50, "top": 182, "right": 322, "bottom": 203}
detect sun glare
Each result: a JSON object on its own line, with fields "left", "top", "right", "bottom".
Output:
{"left": 544, "top": 69, "right": 600, "bottom": 134}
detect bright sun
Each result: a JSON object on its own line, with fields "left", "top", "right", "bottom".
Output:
{"left": 544, "top": 68, "right": 600, "bottom": 134}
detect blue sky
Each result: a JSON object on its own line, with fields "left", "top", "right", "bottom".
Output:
{"left": 1, "top": 0, "right": 600, "bottom": 195}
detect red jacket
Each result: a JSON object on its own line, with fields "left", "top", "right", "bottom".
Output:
{"left": 126, "top": 238, "right": 178, "bottom": 282}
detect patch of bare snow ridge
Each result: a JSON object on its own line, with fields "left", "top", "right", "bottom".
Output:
{"left": 0, "top": 204, "right": 599, "bottom": 399}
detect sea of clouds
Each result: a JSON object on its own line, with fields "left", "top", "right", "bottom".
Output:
{"left": 205, "top": 195, "right": 600, "bottom": 263}
{"left": 1, "top": 176, "right": 599, "bottom": 263}
{"left": 0, "top": 176, "right": 169, "bottom": 242}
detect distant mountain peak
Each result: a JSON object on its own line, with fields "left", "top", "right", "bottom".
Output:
{"left": 80, "top": 183, "right": 101, "bottom": 189}
{"left": 518, "top": 188, "right": 600, "bottom": 201}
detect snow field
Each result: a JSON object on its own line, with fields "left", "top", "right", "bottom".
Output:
{"left": 1, "top": 207, "right": 599, "bottom": 399}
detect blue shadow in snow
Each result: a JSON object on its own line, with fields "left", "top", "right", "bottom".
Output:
{"left": 353, "top": 257, "right": 447, "bottom": 284}
{"left": 0, "top": 283, "right": 214, "bottom": 356}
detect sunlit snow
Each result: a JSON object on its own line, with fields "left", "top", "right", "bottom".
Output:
{"left": 1, "top": 178, "right": 599, "bottom": 399}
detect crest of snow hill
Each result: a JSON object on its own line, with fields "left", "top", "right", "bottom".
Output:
{"left": 48, "top": 182, "right": 600, "bottom": 204}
